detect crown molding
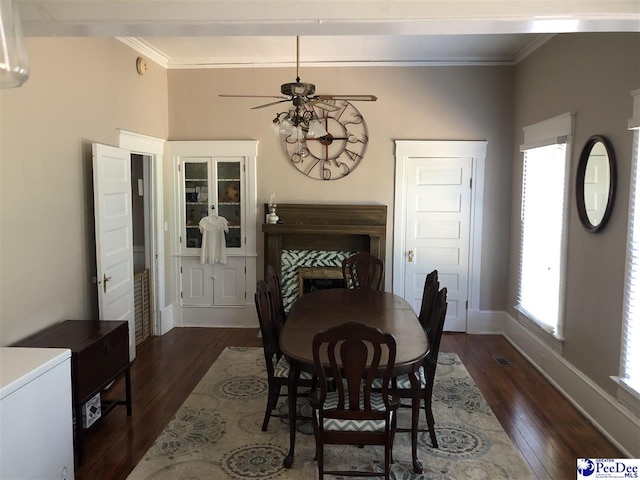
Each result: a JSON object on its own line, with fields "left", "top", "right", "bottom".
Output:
{"left": 117, "top": 37, "right": 170, "bottom": 68}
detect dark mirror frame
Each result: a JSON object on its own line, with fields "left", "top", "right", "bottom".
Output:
{"left": 575, "top": 135, "right": 617, "bottom": 233}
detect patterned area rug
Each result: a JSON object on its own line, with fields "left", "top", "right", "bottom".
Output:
{"left": 127, "top": 347, "right": 533, "bottom": 480}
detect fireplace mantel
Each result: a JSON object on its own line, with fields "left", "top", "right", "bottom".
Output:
{"left": 261, "top": 204, "right": 387, "bottom": 276}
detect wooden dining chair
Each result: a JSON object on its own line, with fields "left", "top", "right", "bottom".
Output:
{"left": 309, "top": 321, "right": 400, "bottom": 480}
{"left": 384, "top": 287, "right": 448, "bottom": 448}
{"left": 265, "top": 265, "right": 287, "bottom": 334}
{"left": 254, "top": 280, "right": 313, "bottom": 431}
{"left": 418, "top": 270, "right": 439, "bottom": 335}
{"left": 342, "top": 252, "right": 384, "bottom": 290}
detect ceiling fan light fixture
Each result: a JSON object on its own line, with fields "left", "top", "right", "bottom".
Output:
{"left": 273, "top": 107, "right": 327, "bottom": 140}
{"left": 220, "top": 35, "right": 377, "bottom": 145}
{"left": 278, "top": 115, "right": 294, "bottom": 136}
{"left": 272, "top": 112, "right": 288, "bottom": 135}
{"left": 0, "top": 0, "right": 29, "bottom": 88}
{"left": 307, "top": 117, "right": 328, "bottom": 139}
{"left": 272, "top": 118, "right": 282, "bottom": 136}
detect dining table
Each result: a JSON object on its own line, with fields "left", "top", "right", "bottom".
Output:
{"left": 279, "top": 287, "right": 430, "bottom": 474}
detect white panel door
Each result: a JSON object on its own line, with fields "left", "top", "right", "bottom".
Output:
{"left": 93, "top": 143, "right": 136, "bottom": 360}
{"left": 180, "top": 257, "right": 245, "bottom": 306}
{"left": 404, "top": 156, "right": 472, "bottom": 331}
{"left": 213, "top": 257, "right": 246, "bottom": 306}
{"left": 180, "top": 258, "right": 214, "bottom": 306}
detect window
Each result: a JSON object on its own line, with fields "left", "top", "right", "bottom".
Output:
{"left": 619, "top": 89, "right": 640, "bottom": 397}
{"left": 517, "top": 113, "right": 574, "bottom": 339}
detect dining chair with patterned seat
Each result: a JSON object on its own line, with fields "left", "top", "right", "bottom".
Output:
{"left": 342, "top": 252, "right": 384, "bottom": 290}
{"left": 372, "top": 286, "right": 447, "bottom": 448}
{"left": 254, "top": 280, "right": 314, "bottom": 431}
{"left": 393, "top": 287, "right": 448, "bottom": 448}
{"left": 309, "top": 321, "right": 400, "bottom": 480}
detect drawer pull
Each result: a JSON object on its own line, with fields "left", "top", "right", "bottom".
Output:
{"left": 103, "top": 341, "right": 111, "bottom": 355}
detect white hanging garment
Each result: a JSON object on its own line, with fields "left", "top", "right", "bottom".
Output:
{"left": 199, "top": 213, "right": 229, "bottom": 264}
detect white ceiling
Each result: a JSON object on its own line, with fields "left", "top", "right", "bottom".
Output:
{"left": 19, "top": 0, "right": 640, "bottom": 69}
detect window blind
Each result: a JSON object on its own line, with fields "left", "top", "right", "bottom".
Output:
{"left": 621, "top": 130, "right": 640, "bottom": 395}
{"left": 518, "top": 143, "right": 568, "bottom": 334}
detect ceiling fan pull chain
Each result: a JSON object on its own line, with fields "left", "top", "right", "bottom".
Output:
{"left": 296, "top": 35, "right": 300, "bottom": 83}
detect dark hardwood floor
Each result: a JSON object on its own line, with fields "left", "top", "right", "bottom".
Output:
{"left": 74, "top": 328, "right": 622, "bottom": 480}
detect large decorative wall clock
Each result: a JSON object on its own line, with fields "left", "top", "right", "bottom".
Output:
{"left": 218, "top": 36, "right": 376, "bottom": 180}
{"left": 284, "top": 100, "right": 369, "bottom": 180}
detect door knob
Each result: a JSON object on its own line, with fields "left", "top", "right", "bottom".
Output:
{"left": 408, "top": 250, "right": 414, "bottom": 263}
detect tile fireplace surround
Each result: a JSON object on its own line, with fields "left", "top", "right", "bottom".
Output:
{"left": 261, "top": 203, "right": 387, "bottom": 307}
{"left": 280, "top": 250, "right": 354, "bottom": 312}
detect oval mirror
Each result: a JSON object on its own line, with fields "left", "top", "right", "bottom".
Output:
{"left": 576, "top": 135, "right": 616, "bottom": 233}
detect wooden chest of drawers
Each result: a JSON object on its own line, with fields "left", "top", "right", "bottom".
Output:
{"left": 14, "top": 320, "right": 132, "bottom": 464}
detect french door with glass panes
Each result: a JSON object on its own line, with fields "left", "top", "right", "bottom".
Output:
{"left": 180, "top": 158, "right": 244, "bottom": 254}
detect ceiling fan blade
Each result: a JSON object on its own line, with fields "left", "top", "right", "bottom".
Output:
{"left": 317, "top": 95, "right": 378, "bottom": 102}
{"left": 221, "top": 39, "right": 378, "bottom": 114}
{"left": 219, "top": 94, "right": 287, "bottom": 99}
{"left": 307, "top": 100, "right": 340, "bottom": 112}
{"left": 251, "top": 99, "right": 291, "bottom": 110}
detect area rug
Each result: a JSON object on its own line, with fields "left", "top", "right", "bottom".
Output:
{"left": 127, "top": 347, "right": 533, "bottom": 480}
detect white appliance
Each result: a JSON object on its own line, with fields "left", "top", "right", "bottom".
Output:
{"left": 0, "top": 347, "right": 74, "bottom": 480}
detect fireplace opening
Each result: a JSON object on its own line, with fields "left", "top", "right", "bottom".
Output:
{"left": 297, "top": 267, "right": 345, "bottom": 297}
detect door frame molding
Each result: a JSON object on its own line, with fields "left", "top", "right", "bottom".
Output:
{"left": 393, "top": 140, "right": 487, "bottom": 319}
{"left": 118, "top": 129, "right": 166, "bottom": 336}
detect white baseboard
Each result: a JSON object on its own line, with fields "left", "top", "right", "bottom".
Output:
{"left": 467, "top": 309, "right": 505, "bottom": 334}
{"left": 502, "top": 311, "right": 640, "bottom": 458}
{"left": 159, "top": 304, "right": 175, "bottom": 335}
{"left": 157, "top": 302, "right": 259, "bottom": 329}
{"left": 179, "top": 303, "right": 259, "bottom": 328}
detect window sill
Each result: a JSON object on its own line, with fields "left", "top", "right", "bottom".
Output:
{"left": 514, "top": 305, "right": 564, "bottom": 355}
{"left": 610, "top": 376, "right": 640, "bottom": 417}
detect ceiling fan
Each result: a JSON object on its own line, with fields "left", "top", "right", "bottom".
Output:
{"left": 219, "top": 36, "right": 377, "bottom": 138}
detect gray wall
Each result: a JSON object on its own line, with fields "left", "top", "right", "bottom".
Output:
{"left": 167, "top": 65, "right": 514, "bottom": 306}
{"left": 0, "top": 38, "right": 168, "bottom": 345}
{"left": 509, "top": 33, "right": 640, "bottom": 395}
{"left": 0, "top": 37, "right": 513, "bottom": 345}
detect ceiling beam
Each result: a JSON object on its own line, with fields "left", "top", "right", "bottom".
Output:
{"left": 21, "top": 1, "right": 640, "bottom": 37}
